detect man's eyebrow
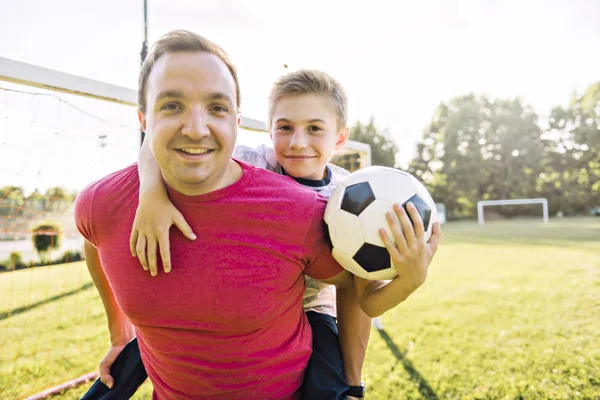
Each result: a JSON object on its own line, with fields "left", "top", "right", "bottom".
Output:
{"left": 207, "top": 92, "right": 234, "bottom": 105}
{"left": 155, "top": 90, "right": 185, "bottom": 101}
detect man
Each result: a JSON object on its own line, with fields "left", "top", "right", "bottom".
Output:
{"left": 75, "top": 30, "right": 438, "bottom": 399}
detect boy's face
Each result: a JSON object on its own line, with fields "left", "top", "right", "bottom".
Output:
{"left": 270, "top": 94, "right": 348, "bottom": 180}
{"left": 139, "top": 51, "right": 240, "bottom": 195}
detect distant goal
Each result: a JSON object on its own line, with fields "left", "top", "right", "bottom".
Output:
{"left": 477, "top": 198, "right": 549, "bottom": 225}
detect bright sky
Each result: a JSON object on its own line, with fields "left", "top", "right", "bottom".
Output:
{"left": 1, "top": 0, "right": 599, "bottom": 194}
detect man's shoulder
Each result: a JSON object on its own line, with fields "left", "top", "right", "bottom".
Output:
{"left": 75, "top": 163, "right": 139, "bottom": 212}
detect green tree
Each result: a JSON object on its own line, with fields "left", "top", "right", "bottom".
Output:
{"left": 543, "top": 82, "right": 600, "bottom": 213}
{"left": 0, "top": 186, "right": 25, "bottom": 216}
{"left": 409, "top": 94, "right": 545, "bottom": 219}
{"left": 31, "top": 223, "right": 62, "bottom": 264}
{"left": 349, "top": 118, "right": 399, "bottom": 168}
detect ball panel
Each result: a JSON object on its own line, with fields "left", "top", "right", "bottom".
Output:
{"left": 353, "top": 243, "right": 391, "bottom": 273}
{"left": 358, "top": 199, "right": 394, "bottom": 246}
{"left": 366, "top": 268, "right": 398, "bottom": 280}
{"left": 403, "top": 194, "right": 432, "bottom": 232}
{"left": 332, "top": 248, "right": 369, "bottom": 279}
{"left": 324, "top": 185, "right": 345, "bottom": 224}
{"left": 326, "top": 210, "right": 365, "bottom": 256}
{"left": 341, "top": 182, "right": 376, "bottom": 216}
{"left": 365, "top": 168, "right": 415, "bottom": 202}
{"left": 338, "top": 166, "right": 377, "bottom": 187}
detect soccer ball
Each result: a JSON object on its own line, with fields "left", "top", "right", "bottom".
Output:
{"left": 324, "top": 166, "right": 438, "bottom": 280}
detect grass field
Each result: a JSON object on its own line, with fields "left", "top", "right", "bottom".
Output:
{"left": 1, "top": 217, "right": 599, "bottom": 399}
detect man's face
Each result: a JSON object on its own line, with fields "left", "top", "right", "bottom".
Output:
{"left": 139, "top": 52, "right": 239, "bottom": 195}
{"left": 270, "top": 94, "right": 348, "bottom": 180}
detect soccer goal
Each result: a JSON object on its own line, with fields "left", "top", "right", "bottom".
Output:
{"left": 477, "top": 198, "right": 549, "bottom": 225}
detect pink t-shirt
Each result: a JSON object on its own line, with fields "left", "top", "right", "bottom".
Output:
{"left": 74, "top": 160, "right": 343, "bottom": 400}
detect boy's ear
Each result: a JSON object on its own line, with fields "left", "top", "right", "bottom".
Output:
{"left": 335, "top": 127, "right": 350, "bottom": 151}
{"left": 137, "top": 109, "right": 147, "bottom": 132}
{"left": 237, "top": 114, "right": 241, "bottom": 127}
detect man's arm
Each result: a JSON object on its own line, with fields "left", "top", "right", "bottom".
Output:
{"left": 336, "top": 277, "right": 371, "bottom": 389}
{"left": 84, "top": 240, "right": 135, "bottom": 345}
{"left": 84, "top": 240, "right": 135, "bottom": 388}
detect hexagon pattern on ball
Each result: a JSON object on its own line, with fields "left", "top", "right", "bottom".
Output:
{"left": 325, "top": 210, "right": 365, "bottom": 257}
{"left": 357, "top": 199, "right": 395, "bottom": 246}
{"left": 340, "top": 182, "right": 375, "bottom": 216}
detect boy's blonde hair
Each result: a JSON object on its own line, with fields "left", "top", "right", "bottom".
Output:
{"left": 268, "top": 69, "right": 348, "bottom": 130}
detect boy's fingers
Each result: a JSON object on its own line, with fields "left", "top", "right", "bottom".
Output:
{"left": 395, "top": 203, "right": 417, "bottom": 247}
{"left": 147, "top": 238, "right": 158, "bottom": 277}
{"left": 386, "top": 211, "right": 408, "bottom": 255}
{"left": 158, "top": 232, "right": 171, "bottom": 273}
{"left": 379, "top": 227, "right": 401, "bottom": 261}
{"left": 428, "top": 222, "right": 442, "bottom": 254}
{"left": 130, "top": 230, "right": 139, "bottom": 257}
{"left": 173, "top": 213, "right": 196, "bottom": 241}
{"left": 136, "top": 237, "right": 148, "bottom": 271}
{"left": 406, "top": 203, "right": 425, "bottom": 243}
{"left": 99, "top": 363, "right": 114, "bottom": 389}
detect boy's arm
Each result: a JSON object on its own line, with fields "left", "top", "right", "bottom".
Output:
{"left": 131, "top": 139, "right": 196, "bottom": 276}
{"left": 336, "top": 277, "right": 371, "bottom": 388}
{"left": 84, "top": 240, "right": 135, "bottom": 388}
{"left": 355, "top": 203, "right": 442, "bottom": 317}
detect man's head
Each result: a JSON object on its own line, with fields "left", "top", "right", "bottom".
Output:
{"left": 138, "top": 30, "right": 241, "bottom": 195}
{"left": 268, "top": 69, "right": 350, "bottom": 180}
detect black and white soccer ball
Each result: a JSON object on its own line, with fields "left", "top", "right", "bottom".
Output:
{"left": 324, "top": 166, "right": 438, "bottom": 280}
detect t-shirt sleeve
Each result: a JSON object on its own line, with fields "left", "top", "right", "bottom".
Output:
{"left": 302, "top": 194, "right": 344, "bottom": 280}
{"left": 73, "top": 182, "right": 98, "bottom": 246}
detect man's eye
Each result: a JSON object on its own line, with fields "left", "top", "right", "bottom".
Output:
{"left": 161, "top": 103, "right": 181, "bottom": 111}
{"left": 212, "top": 105, "right": 228, "bottom": 112}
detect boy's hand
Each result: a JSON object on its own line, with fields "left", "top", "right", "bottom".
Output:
{"left": 379, "top": 202, "right": 442, "bottom": 290}
{"left": 129, "top": 195, "right": 196, "bottom": 276}
{"left": 98, "top": 343, "right": 127, "bottom": 389}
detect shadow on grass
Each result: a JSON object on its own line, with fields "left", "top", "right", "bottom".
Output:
{"left": 0, "top": 282, "right": 94, "bottom": 321}
{"left": 377, "top": 328, "right": 439, "bottom": 400}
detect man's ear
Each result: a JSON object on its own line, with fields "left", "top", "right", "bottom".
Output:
{"left": 335, "top": 126, "right": 350, "bottom": 151}
{"left": 137, "top": 109, "right": 147, "bottom": 132}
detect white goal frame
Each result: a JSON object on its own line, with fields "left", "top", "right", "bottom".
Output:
{"left": 477, "top": 198, "right": 549, "bottom": 225}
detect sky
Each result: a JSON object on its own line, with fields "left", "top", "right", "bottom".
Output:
{"left": 0, "top": 0, "right": 599, "bottom": 194}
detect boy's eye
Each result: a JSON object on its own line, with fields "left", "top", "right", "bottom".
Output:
{"left": 308, "top": 126, "right": 323, "bottom": 132}
{"left": 277, "top": 125, "right": 292, "bottom": 131}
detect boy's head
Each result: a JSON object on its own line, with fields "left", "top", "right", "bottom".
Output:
{"left": 137, "top": 30, "right": 242, "bottom": 196}
{"left": 268, "top": 69, "right": 349, "bottom": 180}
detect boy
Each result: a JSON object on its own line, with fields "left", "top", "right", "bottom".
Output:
{"left": 127, "top": 69, "right": 441, "bottom": 399}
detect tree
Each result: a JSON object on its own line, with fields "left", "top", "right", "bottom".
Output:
{"left": 348, "top": 118, "right": 399, "bottom": 168}
{"left": 32, "top": 223, "right": 62, "bottom": 264}
{"left": 543, "top": 82, "right": 600, "bottom": 213}
{"left": 0, "top": 186, "right": 25, "bottom": 216}
{"left": 409, "top": 94, "right": 545, "bottom": 219}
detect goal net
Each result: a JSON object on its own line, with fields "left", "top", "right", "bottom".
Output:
{"left": 477, "top": 198, "right": 549, "bottom": 225}
{"left": 0, "top": 56, "right": 371, "bottom": 398}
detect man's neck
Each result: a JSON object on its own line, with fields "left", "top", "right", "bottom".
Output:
{"left": 163, "top": 160, "right": 243, "bottom": 197}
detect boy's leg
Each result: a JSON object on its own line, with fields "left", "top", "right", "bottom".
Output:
{"left": 301, "top": 311, "right": 349, "bottom": 400}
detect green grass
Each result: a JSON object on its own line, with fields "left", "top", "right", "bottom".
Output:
{"left": 1, "top": 217, "right": 599, "bottom": 399}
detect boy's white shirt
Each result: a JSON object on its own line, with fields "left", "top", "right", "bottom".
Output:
{"left": 233, "top": 144, "right": 350, "bottom": 318}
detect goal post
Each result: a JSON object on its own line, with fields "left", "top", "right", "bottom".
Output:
{"left": 477, "top": 198, "right": 549, "bottom": 225}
